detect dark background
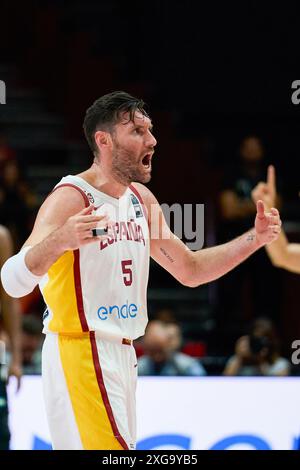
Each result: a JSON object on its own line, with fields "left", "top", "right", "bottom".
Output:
{"left": 1, "top": 0, "right": 300, "bottom": 367}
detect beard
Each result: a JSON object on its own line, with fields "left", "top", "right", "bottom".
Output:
{"left": 111, "top": 141, "right": 152, "bottom": 186}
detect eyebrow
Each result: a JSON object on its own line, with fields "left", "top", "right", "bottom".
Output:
{"left": 132, "top": 122, "right": 153, "bottom": 131}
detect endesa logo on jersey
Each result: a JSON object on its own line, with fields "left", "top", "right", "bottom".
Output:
{"left": 97, "top": 300, "right": 138, "bottom": 321}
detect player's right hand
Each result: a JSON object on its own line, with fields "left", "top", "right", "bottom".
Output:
{"left": 58, "top": 205, "right": 110, "bottom": 251}
{"left": 251, "top": 165, "right": 277, "bottom": 210}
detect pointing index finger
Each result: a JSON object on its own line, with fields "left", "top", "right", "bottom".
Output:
{"left": 256, "top": 200, "right": 265, "bottom": 218}
{"left": 267, "top": 165, "right": 276, "bottom": 192}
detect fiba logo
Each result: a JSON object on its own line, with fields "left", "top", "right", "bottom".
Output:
{"left": 0, "top": 80, "right": 6, "bottom": 104}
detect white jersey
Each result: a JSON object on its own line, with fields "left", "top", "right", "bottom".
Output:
{"left": 41, "top": 175, "right": 150, "bottom": 340}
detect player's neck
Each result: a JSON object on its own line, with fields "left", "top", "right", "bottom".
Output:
{"left": 77, "top": 164, "right": 128, "bottom": 199}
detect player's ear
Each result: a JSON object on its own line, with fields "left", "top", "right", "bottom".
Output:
{"left": 94, "top": 130, "right": 111, "bottom": 151}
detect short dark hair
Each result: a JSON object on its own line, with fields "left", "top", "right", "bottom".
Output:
{"left": 83, "top": 91, "right": 149, "bottom": 155}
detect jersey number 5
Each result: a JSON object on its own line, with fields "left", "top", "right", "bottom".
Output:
{"left": 121, "top": 260, "right": 133, "bottom": 286}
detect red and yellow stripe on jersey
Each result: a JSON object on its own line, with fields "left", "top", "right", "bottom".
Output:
{"left": 43, "top": 250, "right": 89, "bottom": 333}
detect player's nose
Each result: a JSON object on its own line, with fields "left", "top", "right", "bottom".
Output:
{"left": 147, "top": 133, "right": 157, "bottom": 148}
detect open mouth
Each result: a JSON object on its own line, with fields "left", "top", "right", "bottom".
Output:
{"left": 142, "top": 153, "right": 152, "bottom": 168}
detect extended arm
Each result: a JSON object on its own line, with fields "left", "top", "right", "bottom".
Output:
{"left": 262, "top": 228, "right": 300, "bottom": 273}
{"left": 134, "top": 183, "right": 281, "bottom": 288}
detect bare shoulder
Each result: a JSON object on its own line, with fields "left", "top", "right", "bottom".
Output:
{"left": 23, "top": 185, "right": 89, "bottom": 248}
{"left": 130, "top": 182, "right": 159, "bottom": 206}
{"left": 36, "top": 185, "right": 88, "bottom": 226}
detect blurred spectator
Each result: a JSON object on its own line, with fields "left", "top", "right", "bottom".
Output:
{"left": 6, "top": 314, "right": 42, "bottom": 375}
{"left": 223, "top": 317, "right": 290, "bottom": 376}
{"left": 153, "top": 307, "right": 177, "bottom": 324}
{"left": 0, "top": 159, "right": 37, "bottom": 249}
{"left": 138, "top": 320, "right": 207, "bottom": 376}
{"left": 216, "top": 136, "right": 283, "bottom": 351}
{"left": 20, "top": 315, "right": 42, "bottom": 375}
{"left": 0, "top": 225, "right": 22, "bottom": 450}
{"left": 219, "top": 136, "right": 274, "bottom": 231}
{"left": 134, "top": 307, "right": 178, "bottom": 357}
{"left": 0, "top": 135, "right": 16, "bottom": 168}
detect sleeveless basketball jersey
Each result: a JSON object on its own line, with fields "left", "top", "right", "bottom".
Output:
{"left": 40, "top": 175, "right": 150, "bottom": 340}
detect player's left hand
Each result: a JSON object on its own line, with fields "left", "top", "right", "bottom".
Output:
{"left": 254, "top": 200, "right": 282, "bottom": 246}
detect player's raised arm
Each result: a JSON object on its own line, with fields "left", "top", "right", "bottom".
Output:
{"left": 135, "top": 183, "right": 281, "bottom": 288}
{"left": 252, "top": 165, "right": 300, "bottom": 273}
{"left": 0, "top": 187, "right": 109, "bottom": 298}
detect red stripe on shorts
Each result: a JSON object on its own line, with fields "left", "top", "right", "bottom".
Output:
{"left": 89, "top": 331, "right": 129, "bottom": 450}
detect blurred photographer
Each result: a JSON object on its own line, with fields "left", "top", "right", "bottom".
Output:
{"left": 223, "top": 317, "right": 290, "bottom": 376}
{"left": 138, "top": 320, "right": 207, "bottom": 376}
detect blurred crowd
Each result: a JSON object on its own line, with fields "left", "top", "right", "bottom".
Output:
{"left": 0, "top": 134, "right": 38, "bottom": 250}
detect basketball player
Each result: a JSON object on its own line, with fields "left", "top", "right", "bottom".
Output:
{"left": 0, "top": 226, "right": 22, "bottom": 449}
{"left": 252, "top": 165, "right": 300, "bottom": 272}
{"left": 1, "top": 92, "right": 282, "bottom": 450}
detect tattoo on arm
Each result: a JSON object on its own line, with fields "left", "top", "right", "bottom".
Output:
{"left": 160, "top": 247, "right": 175, "bottom": 263}
{"left": 247, "top": 232, "right": 255, "bottom": 242}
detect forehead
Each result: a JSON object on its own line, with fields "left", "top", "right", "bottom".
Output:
{"left": 118, "top": 110, "right": 152, "bottom": 129}
{"left": 243, "top": 137, "right": 261, "bottom": 147}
